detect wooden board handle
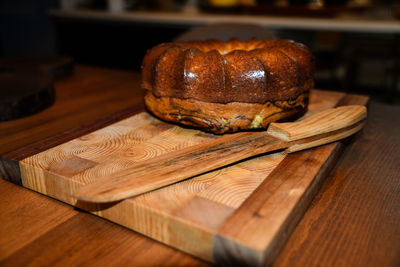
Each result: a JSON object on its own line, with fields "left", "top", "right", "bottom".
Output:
{"left": 285, "top": 121, "right": 365, "bottom": 153}
{"left": 267, "top": 105, "right": 367, "bottom": 141}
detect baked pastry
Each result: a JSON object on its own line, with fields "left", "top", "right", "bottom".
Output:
{"left": 141, "top": 39, "right": 314, "bottom": 134}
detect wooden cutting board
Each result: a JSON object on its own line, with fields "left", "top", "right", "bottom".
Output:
{"left": 0, "top": 89, "right": 368, "bottom": 266}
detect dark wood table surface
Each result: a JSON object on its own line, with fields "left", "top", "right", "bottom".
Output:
{"left": 1, "top": 65, "right": 399, "bottom": 266}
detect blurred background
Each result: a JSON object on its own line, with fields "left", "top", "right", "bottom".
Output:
{"left": 1, "top": 0, "right": 399, "bottom": 103}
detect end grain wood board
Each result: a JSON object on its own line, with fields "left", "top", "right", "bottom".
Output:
{"left": 0, "top": 89, "right": 368, "bottom": 266}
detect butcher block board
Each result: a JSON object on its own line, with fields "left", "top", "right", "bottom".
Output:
{"left": 0, "top": 89, "right": 368, "bottom": 266}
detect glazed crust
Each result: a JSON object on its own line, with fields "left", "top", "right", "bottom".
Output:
{"left": 145, "top": 91, "right": 309, "bottom": 134}
{"left": 141, "top": 38, "right": 314, "bottom": 133}
{"left": 141, "top": 39, "right": 315, "bottom": 104}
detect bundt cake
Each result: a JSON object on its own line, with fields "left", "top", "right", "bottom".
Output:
{"left": 141, "top": 38, "right": 315, "bottom": 134}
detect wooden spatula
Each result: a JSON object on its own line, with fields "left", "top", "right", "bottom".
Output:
{"left": 75, "top": 105, "right": 366, "bottom": 203}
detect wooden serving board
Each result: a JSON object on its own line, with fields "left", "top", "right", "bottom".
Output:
{"left": 0, "top": 89, "right": 368, "bottom": 266}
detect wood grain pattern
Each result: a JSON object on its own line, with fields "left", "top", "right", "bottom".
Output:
{"left": 75, "top": 105, "right": 366, "bottom": 203}
{"left": 0, "top": 179, "right": 77, "bottom": 260}
{"left": 0, "top": 66, "right": 145, "bottom": 155}
{"left": 267, "top": 105, "right": 366, "bottom": 141}
{"left": 1, "top": 88, "right": 359, "bottom": 263}
{"left": 0, "top": 104, "right": 144, "bottom": 185}
{"left": 0, "top": 200, "right": 210, "bottom": 267}
{"left": 285, "top": 120, "right": 365, "bottom": 153}
{"left": 74, "top": 132, "right": 288, "bottom": 202}
{"left": 82, "top": 151, "right": 287, "bottom": 261}
{"left": 0, "top": 66, "right": 208, "bottom": 267}
{"left": 213, "top": 143, "right": 344, "bottom": 266}
{"left": 18, "top": 111, "right": 282, "bottom": 261}
{"left": 212, "top": 92, "right": 370, "bottom": 266}
{"left": 0, "top": 66, "right": 145, "bottom": 185}
{"left": 273, "top": 101, "right": 400, "bottom": 267}
{"left": 1, "top": 66, "right": 396, "bottom": 267}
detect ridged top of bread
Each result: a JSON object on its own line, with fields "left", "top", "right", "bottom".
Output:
{"left": 141, "top": 39, "right": 315, "bottom": 104}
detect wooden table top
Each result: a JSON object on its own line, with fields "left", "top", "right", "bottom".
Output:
{"left": 1, "top": 65, "right": 399, "bottom": 266}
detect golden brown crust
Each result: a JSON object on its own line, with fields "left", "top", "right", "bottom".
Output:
{"left": 145, "top": 91, "right": 309, "bottom": 134}
{"left": 141, "top": 38, "right": 314, "bottom": 104}
{"left": 141, "top": 38, "right": 314, "bottom": 133}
